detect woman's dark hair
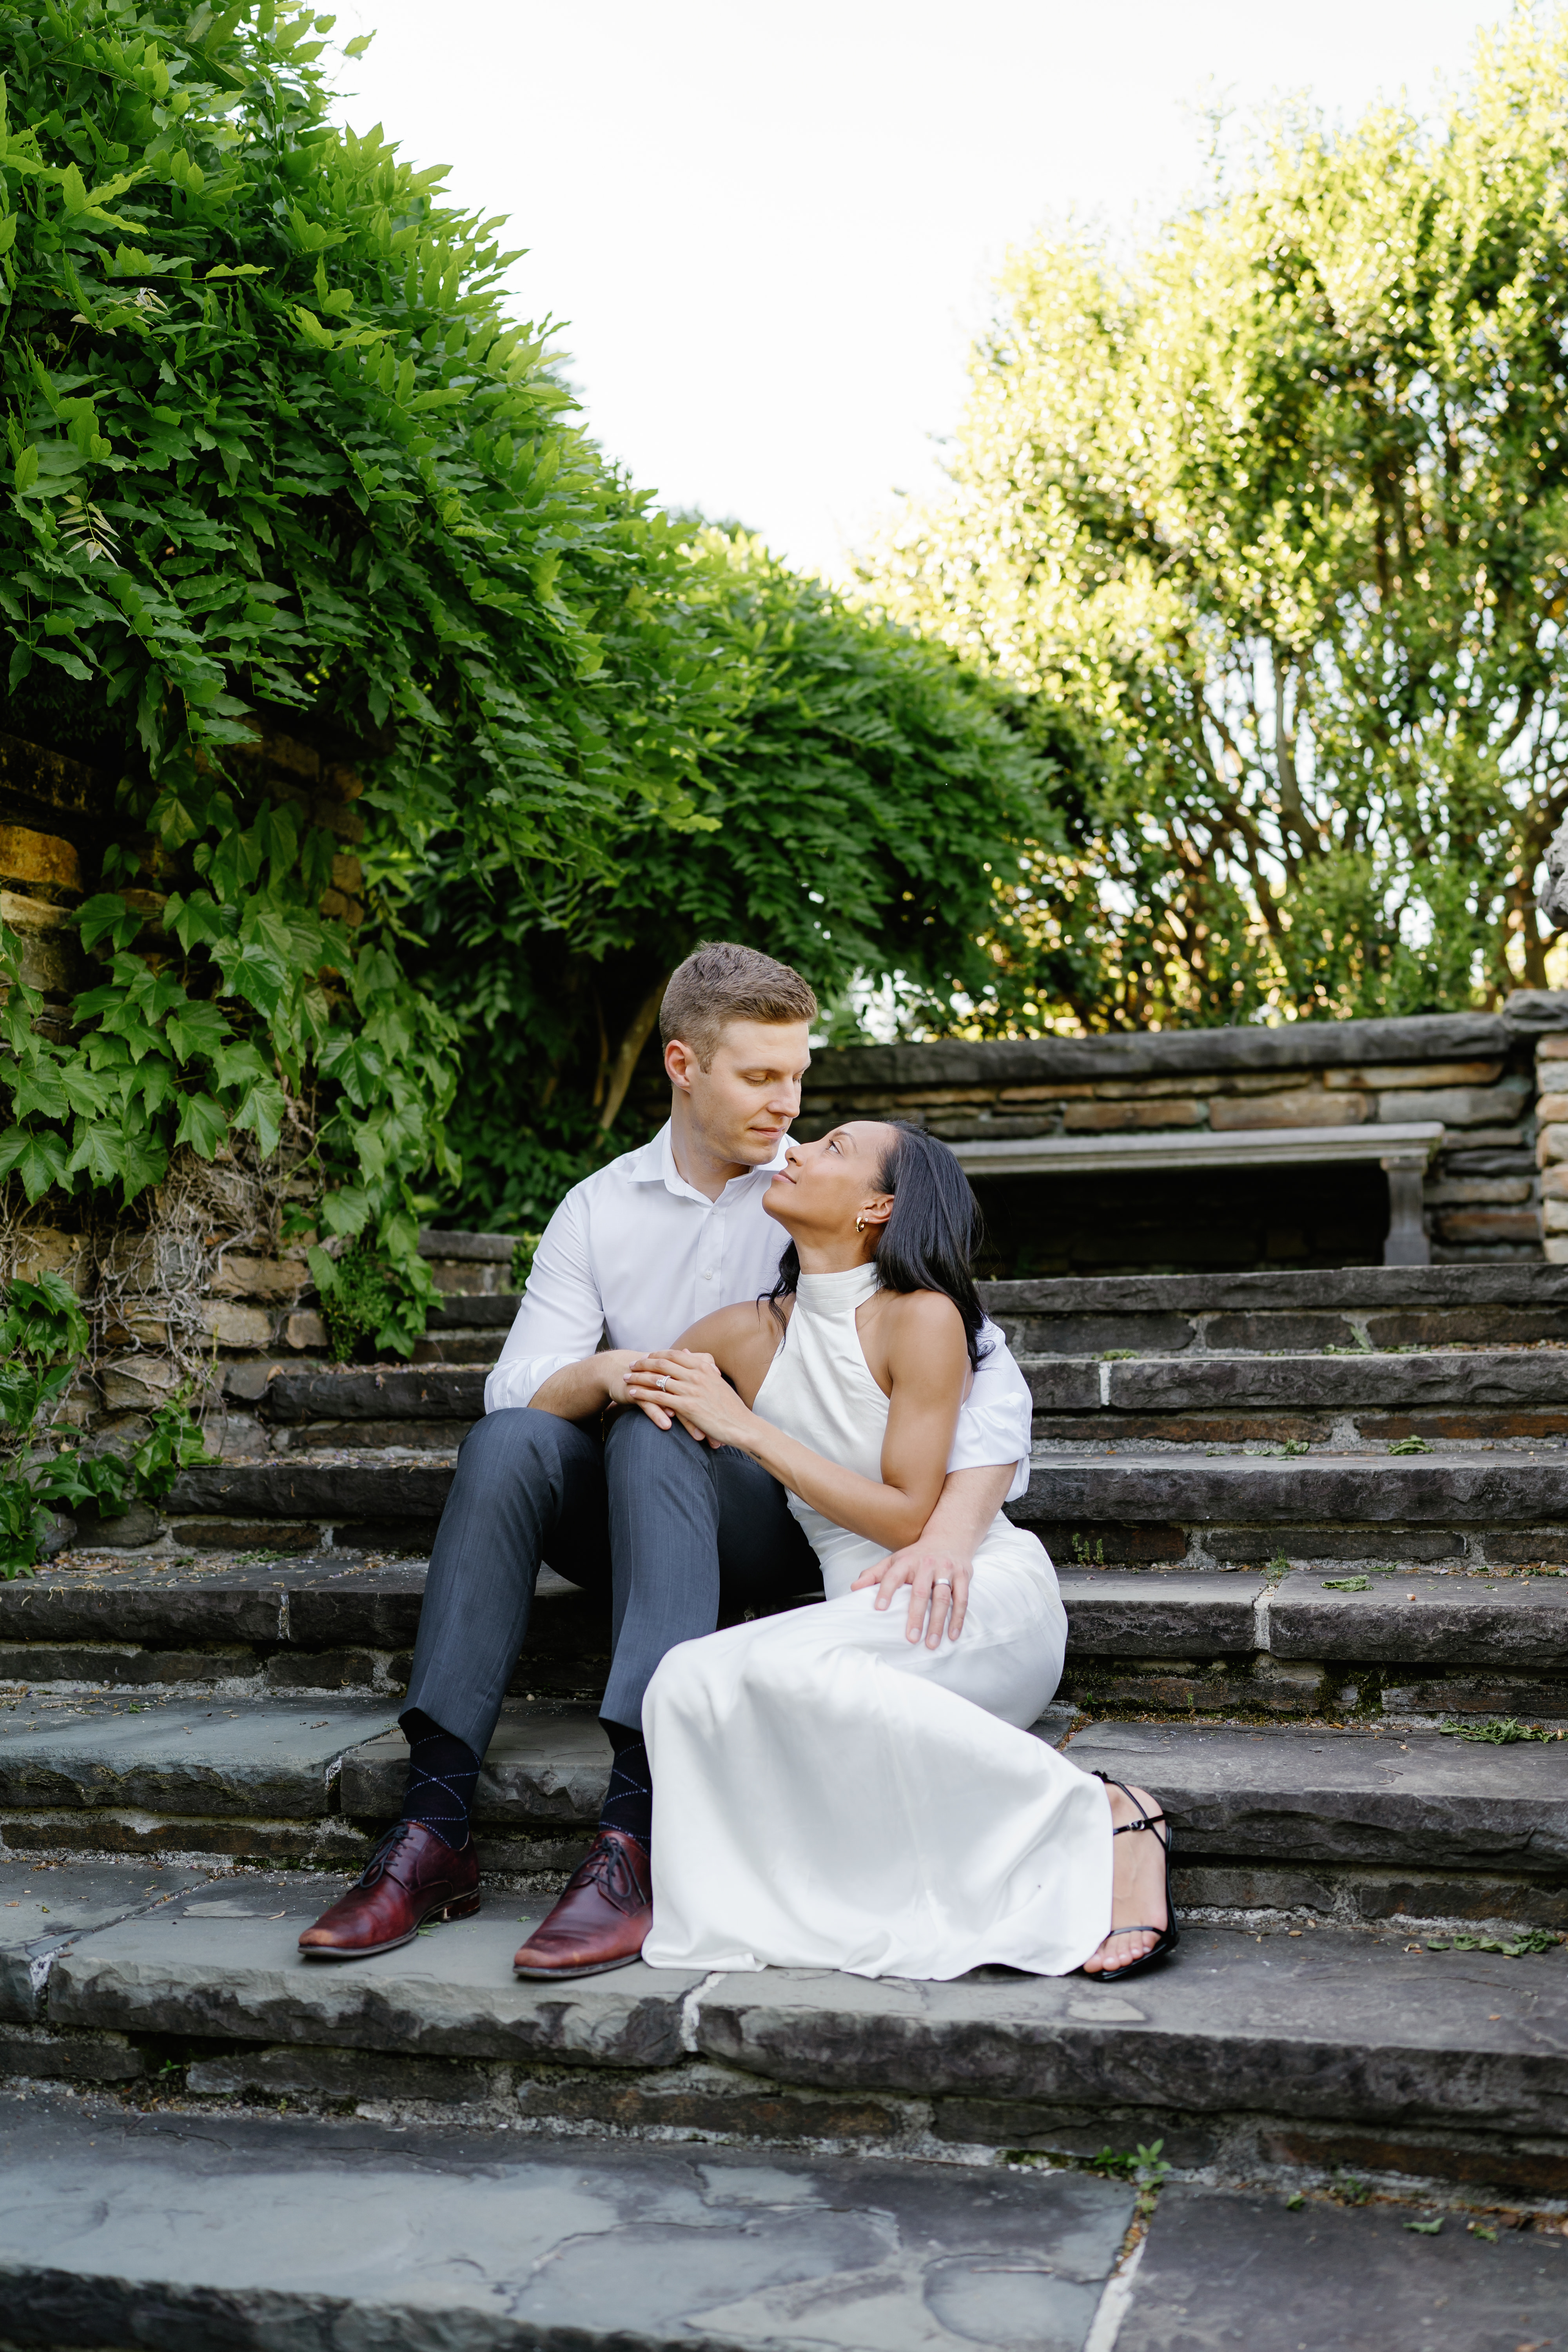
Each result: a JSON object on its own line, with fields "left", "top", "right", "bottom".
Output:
{"left": 767, "top": 1122, "right": 991, "bottom": 1368}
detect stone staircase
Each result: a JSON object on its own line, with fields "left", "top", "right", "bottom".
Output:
{"left": 6, "top": 1250, "right": 1568, "bottom": 2340}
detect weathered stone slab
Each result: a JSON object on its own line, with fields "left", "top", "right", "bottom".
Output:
{"left": 1119, "top": 2185, "right": 1568, "bottom": 2352}
{"left": 1198, "top": 1314, "right": 1361, "bottom": 1353}
{"left": 417, "top": 1229, "right": 515, "bottom": 1262}
{"left": 1016, "top": 1452, "right": 1568, "bottom": 1528}
{"left": 982, "top": 1265, "right": 1568, "bottom": 1316}
{"left": 690, "top": 1923, "right": 1568, "bottom": 2131}
{"left": 169, "top": 1461, "right": 456, "bottom": 1520}
{"left": 0, "top": 1564, "right": 286, "bottom": 1647}
{"left": 51, "top": 1886, "right": 699, "bottom": 2067}
{"left": 1110, "top": 1352, "right": 1568, "bottom": 1412}
{"left": 1206, "top": 1528, "right": 1462, "bottom": 1564}
{"left": 1002, "top": 1314, "right": 1199, "bottom": 1357}
{"left": 0, "top": 1642, "right": 261, "bottom": 1688}
{"left": 1270, "top": 1570, "right": 1568, "bottom": 1667}
{"left": 0, "top": 2098, "right": 1134, "bottom": 2352}
{"left": 807, "top": 1016, "right": 1511, "bottom": 1094}
{"left": 1057, "top": 1572, "right": 1263, "bottom": 1657}
{"left": 263, "top": 1368, "right": 486, "bottom": 1423}
{"left": 1020, "top": 1361, "right": 1102, "bottom": 1410}
{"left": 0, "top": 1858, "right": 214, "bottom": 2022}
{"left": 424, "top": 1293, "right": 521, "bottom": 1331}
{"left": 0, "top": 1697, "right": 397, "bottom": 1818}
{"left": 1065, "top": 1720, "right": 1568, "bottom": 1871}
{"left": 341, "top": 1703, "right": 612, "bottom": 1827}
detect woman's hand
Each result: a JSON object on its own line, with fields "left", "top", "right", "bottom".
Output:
{"left": 624, "top": 1349, "right": 758, "bottom": 1451}
{"left": 850, "top": 1543, "right": 972, "bottom": 1648}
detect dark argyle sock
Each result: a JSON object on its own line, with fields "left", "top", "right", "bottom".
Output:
{"left": 398, "top": 1708, "right": 479, "bottom": 1850}
{"left": 598, "top": 1718, "right": 652, "bottom": 1851}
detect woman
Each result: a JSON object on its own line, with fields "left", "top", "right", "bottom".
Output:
{"left": 624, "top": 1119, "right": 1175, "bottom": 1984}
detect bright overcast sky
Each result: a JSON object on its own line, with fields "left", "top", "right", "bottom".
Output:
{"left": 332, "top": 0, "right": 1510, "bottom": 583}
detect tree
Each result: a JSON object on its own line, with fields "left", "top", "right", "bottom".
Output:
{"left": 859, "top": 7, "right": 1568, "bottom": 1029}
{"left": 412, "top": 528, "right": 1062, "bottom": 1231}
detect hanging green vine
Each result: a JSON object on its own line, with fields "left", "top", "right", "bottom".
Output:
{"left": 0, "top": 0, "right": 724, "bottom": 1336}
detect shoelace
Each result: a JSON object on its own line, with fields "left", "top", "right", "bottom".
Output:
{"left": 569, "top": 1834, "right": 650, "bottom": 1916}
{"left": 356, "top": 1820, "right": 416, "bottom": 1888}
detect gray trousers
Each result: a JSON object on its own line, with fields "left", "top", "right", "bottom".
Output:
{"left": 403, "top": 1406, "right": 822, "bottom": 1760}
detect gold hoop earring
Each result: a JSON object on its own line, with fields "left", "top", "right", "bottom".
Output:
{"left": 855, "top": 1215, "right": 867, "bottom": 1234}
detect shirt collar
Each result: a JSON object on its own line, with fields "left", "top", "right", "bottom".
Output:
{"left": 629, "top": 1122, "right": 788, "bottom": 1205}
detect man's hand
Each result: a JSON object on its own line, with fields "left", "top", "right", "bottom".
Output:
{"left": 851, "top": 1542, "right": 972, "bottom": 1648}
{"left": 529, "top": 1349, "right": 682, "bottom": 1428}
{"left": 624, "top": 1348, "right": 751, "bottom": 1449}
{"left": 849, "top": 1461, "right": 1015, "bottom": 1648}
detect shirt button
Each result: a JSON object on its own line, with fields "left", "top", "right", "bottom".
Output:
{"left": 699, "top": 1267, "right": 714, "bottom": 1280}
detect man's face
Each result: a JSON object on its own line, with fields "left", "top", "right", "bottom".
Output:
{"left": 666, "top": 1020, "right": 812, "bottom": 1168}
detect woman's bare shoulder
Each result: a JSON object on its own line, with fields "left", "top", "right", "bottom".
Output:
{"left": 880, "top": 1288, "right": 967, "bottom": 1354}
{"left": 672, "top": 1298, "right": 782, "bottom": 1357}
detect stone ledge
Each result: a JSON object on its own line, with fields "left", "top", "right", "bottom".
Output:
{"left": 984, "top": 1266, "right": 1568, "bottom": 1315}
{"left": 804, "top": 1014, "right": 1514, "bottom": 1093}
{"left": 0, "top": 2095, "right": 1135, "bottom": 2352}
{"left": 1016, "top": 1452, "right": 1568, "bottom": 1526}
{"left": 0, "top": 1698, "right": 397, "bottom": 1819}
{"left": 35, "top": 1875, "right": 1568, "bottom": 2136}
{"left": 1065, "top": 1720, "right": 1568, "bottom": 1871}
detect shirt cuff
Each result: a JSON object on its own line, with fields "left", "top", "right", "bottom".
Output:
{"left": 483, "top": 1352, "right": 578, "bottom": 1416}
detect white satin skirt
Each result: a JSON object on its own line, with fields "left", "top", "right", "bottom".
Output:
{"left": 641, "top": 1539, "right": 1112, "bottom": 1980}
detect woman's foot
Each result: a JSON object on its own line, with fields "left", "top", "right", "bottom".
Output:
{"left": 1082, "top": 1781, "right": 1169, "bottom": 1976}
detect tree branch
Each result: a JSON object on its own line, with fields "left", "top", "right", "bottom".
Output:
{"left": 599, "top": 976, "right": 671, "bottom": 1132}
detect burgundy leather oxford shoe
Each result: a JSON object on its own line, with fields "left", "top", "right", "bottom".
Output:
{"left": 298, "top": 1820, "right": 480, "bottom": 1960}
{"left": 513, "top": 1829, "right": 652, "bottom": 1979}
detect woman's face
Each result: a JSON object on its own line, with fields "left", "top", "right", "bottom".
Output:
{"left": 763, "top": 1121, "right": 897, "bottom": 1245}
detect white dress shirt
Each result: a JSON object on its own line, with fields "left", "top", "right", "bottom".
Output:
{"left": 485, "top": 1122, "right": 1033, "bottom": 1501}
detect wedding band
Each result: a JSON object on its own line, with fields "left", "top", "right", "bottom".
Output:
{"left": 933, "top": 1577, "right": 952, "bottom": 1588}
{"left": 659, "top": 1376, "right": 670, "bottom": 1390}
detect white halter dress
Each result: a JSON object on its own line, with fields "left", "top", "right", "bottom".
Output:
{"left": 640, "top": 1263, "right": 1112, "bottom": 1980}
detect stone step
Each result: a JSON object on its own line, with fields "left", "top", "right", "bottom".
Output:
{"left": 1, "top": 2100, "right": 1558, "bottom": 2352}
{"left": 225, "top": 1346, "right": 1568, "bottom": 1456}
{"left": 988, "top": 1263, "right": 1568, "bottom": 1356}
{"left": 0, "top": 1555, "right": 606, "bottom": 1703}
{"left": 1064, "top": 1718, "right": 1568, "bottom": 1928}
{"left": 1019, "top": 1446, "right": 1568, "bottom": 1567}
{"left": 3, "top": 1691, "right": 1563, "bottom": 1924}
{"left": 11, "top": 1862, "right": 1568, "bottom": 2204}
{"left": 152, "top": 1440, "right": 1568, "bottom": 1562}
{"left": 14, "top": 1546, "right": 1568, "bottom": 1719}
{"left": 0, "top": 2091, "right": 1139, "bottom": 2351}
{"left": 1026, "top": 1349, "right": 1568, "bottom": 1446}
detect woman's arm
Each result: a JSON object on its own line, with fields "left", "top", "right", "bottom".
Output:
{"left": 626, "top": 1291, "right": 968, "bottom": 1551}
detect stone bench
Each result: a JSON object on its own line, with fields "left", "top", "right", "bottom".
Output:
{"left": 949, "top": 1121, "right": 1445, "bottom": 1265}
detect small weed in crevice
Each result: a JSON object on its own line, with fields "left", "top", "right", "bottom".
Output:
{"left": 1441, "top": 1717, "right": 1562, "bottom": 1745}
{"left": 1425, "top": 1928, "right": 1562, "bottom": 1958}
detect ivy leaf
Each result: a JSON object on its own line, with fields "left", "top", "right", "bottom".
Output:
{"left": 230, "top": 1073, "right": 286, "bottom": 1156}
{"left": 174, "top": 1091, "right": 228, "bottom": 1158}
{"left": 12, "top": 1062, "right": 69, "bottom": 1122}
{"left": 165, "top": 1001, "right": 230, "bottom": 1063}
{"left": 65, "top": 1123, "right": 125, "bottom": 1187}
{"left": 76, "top": 895, "right": 145, "bottom": 956}
{"left": 0, "top": 1127, "right": 72, "bottom": 1203}
{"left": 306, "top": 1241, "right": 339, "bottom": 1296}
{"left": 212, "top": 940, "right": 289, "bottom": 1016}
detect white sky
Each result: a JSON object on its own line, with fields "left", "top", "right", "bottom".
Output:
{"left": 332, "top": 0, "right": 1510, "bottom": 582}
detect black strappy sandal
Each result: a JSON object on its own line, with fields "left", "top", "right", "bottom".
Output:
{"left": 1086, "top": 1771, "right": 1180, "bottom": 1983}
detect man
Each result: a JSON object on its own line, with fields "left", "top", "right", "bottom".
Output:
{"left": 299, "top": 942, "right": 1034, "bottom": 1977}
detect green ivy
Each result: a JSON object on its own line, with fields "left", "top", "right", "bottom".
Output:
{"left": 0, "top": 1267, "right": 204, "bottom": 1577}
{"left": 0, "top": 0, "right": 725, "bottom": 1315}
{"left": 316, "top": 1232, "right": 412, "bottom": 1361}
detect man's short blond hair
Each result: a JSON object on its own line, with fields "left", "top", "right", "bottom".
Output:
{"left": 659, "top": 943, "right": 818, "bottom": 1067}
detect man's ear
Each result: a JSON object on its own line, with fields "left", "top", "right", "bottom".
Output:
{"left": 665, "top": 1038, "right": 697, "bottom": 1093}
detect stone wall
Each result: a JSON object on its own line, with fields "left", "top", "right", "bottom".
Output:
{"left": 796, "top": 997, "right": 1568, "bottom": 1273}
